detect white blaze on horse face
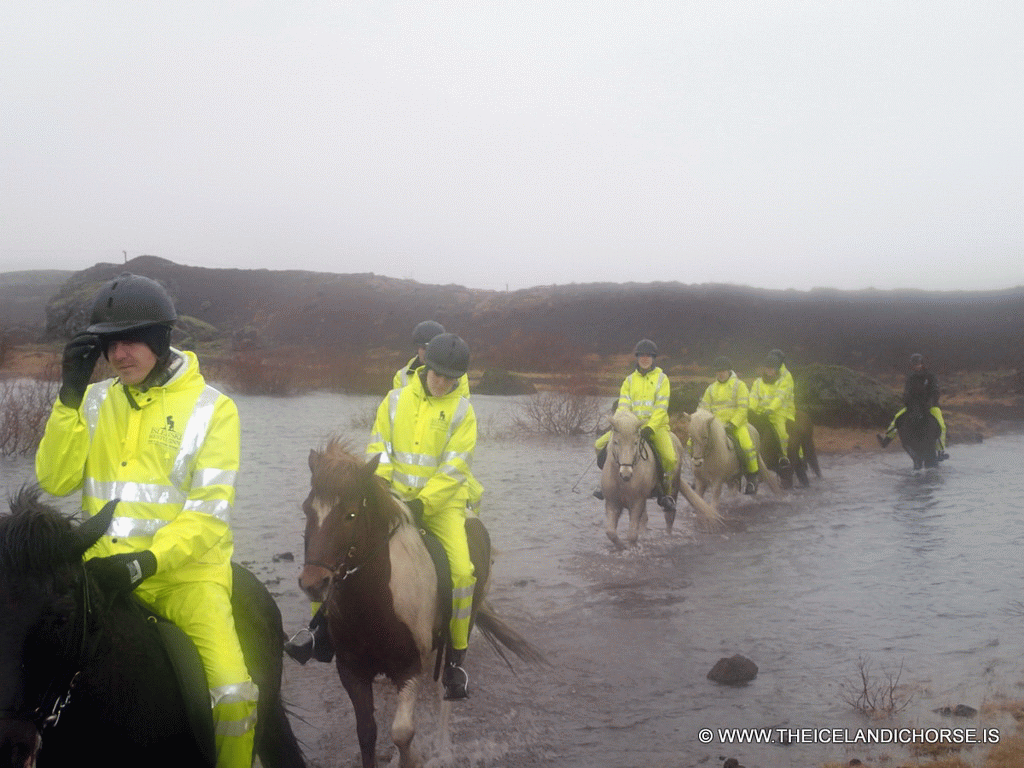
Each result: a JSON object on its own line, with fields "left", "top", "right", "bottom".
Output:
{"left": 311, "top": 496, "right": 335, "bottom": 530}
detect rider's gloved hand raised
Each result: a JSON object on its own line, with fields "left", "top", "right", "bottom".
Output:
{"left": 59, "top": 332, "right": 102, "bottom": 408}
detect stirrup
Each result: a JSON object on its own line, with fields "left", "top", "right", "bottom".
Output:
{"left": 443, "top": 664, "right": 470, "bottom": 700}
{"left": 284, "top": 628, "right": 314, "bottom": 665}
{"left": 658, "top": 495, "right": 676, "bottom": 511}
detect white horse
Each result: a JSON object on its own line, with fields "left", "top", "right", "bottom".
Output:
{"left": 683, "top": 408, "right": 780, "bottom": 513}
{"left": 601, "top": 409, "right": 721, "bottom": 548}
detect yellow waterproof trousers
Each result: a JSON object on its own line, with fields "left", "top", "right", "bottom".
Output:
{"left": 723, "top": 420, "right": 759, "bottom": 474}
{"left": 424, "top": 502, "right": 476, "bottom": 650}
{"left": 139, "top": 579, "right": 258, "bottom": 768}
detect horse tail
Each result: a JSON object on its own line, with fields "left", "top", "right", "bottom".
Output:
{"left": 802, "top": 429, "right": 822, "bottom": 478}
{"left": 679, "top": 481, "right": 724, "bottom": 530}
{"left": 758, "top": 453, "right": 783, "bottom": 494}
{"left": 473, "top": 602, "right": 548, "bottom": 670}
{"left": 256, "top": 698, "right": 306, "bottom": 768}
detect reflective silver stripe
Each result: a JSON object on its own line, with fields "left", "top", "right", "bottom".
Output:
{"left": 388, "top": 388, "right": 402, "bottom": 423}
{"left": 191, "top": 468, "right": 236, "bottom": 489}
{"left": 215, "top": 712, "right": 257, "bottom": 738}
{"left": 394, "top": 451, "right": 439, "bottom": 468}
{"left": 83, "top": 380, "right": 113, "bottom": 440}
{"left": 210, "top": 680, "right": 259, "bottom": 707}
{"left": 393, "top": 470, "right": 428, "bottom": 489}
{"left": 106, "top": 517, "right": 169, "bottom": 537}
{"left": 453, "top": 584, "right": 475, "bottom": 600}
{"left": 85, "top": 478, "right": 186, "bottom": 505}
{"left": 169, "top": 386, "right": 221, "bottom": 490}
{"left": 453, "top": 605, "right": 473, "bottom": 620}
{"left": 182, "top": 497, "right": 231, "bottom": 521}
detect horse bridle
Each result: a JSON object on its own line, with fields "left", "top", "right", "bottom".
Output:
{"left": 303, "top": 496, "right": 401, "bottom": 585}
{"left": 1, "top": 563, "right": 97, "bottom": 736}
{"left": 612, "top": 432, "right": 650, "bottom": 471}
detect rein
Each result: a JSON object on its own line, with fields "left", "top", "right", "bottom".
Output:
{"left": 2, "top": 563, "right": 97, "bottom": 734}
{"left": 304, "top": 496, "right": 402, "bottom": 584}
{"left": 613, "top": 430, "right": 650, "bottom": 470}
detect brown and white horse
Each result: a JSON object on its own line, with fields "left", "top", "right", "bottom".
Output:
{"left": 298, "top": 440, "right": 543, "bottom": 768}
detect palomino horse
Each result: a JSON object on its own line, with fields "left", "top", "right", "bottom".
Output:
{"left": 601, "top": 409, "right": 721, "bottom": 548}
{"left": 683, "top": 408, "right": 781, "bottom": 513}
{"left": 746, "top": 410, "right": 822, "bottom": 488}
{"left": 299, "top": 440, "right": 544, "bottom": 768}
{"left": 0, "top": 488, "right": 305, "bottom": 768}
{"left": 896, "top": 402, "right": 942, "bottom": 469}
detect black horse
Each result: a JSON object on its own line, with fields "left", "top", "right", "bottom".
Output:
{"left": 747, "top": 410, "right": 822, "bottom": 489}
{"left": 896, "top": 402, "right": 942, "bottom": 469}
{"left": 0, "top": 488, "right": 305, "bottom": 768}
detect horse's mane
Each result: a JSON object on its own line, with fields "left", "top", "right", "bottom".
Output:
{"left": 313, "top": 438, "right": 411, "bottom": 528}
{"left": 611, "top": 408, "right": 641, "bottom": 432}
{"left": 0, "top": 486, "right": 81, "bottom": 578}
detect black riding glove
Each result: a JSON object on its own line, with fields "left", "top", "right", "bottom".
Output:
{"left": 86, "top": 551, "right": 157, "bottom": 595}
{"left": 641, "top": 426, "right": 655, "bottom": 442}
{"left": 407, "top": 498, "right": 425, "bottom": 525}
{"left": 59, "top": 333, "right": 102, "bottom": 408}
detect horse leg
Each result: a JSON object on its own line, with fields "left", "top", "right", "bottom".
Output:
{"left": 392, "top": 676, "right": 423, "bottom": 768}
{"left": 605, "top": 501, "right": 625, "bottom": 549}
{"left": 627, "top": 500, "right": 645, "bottom": 547}
{"left": 339, "top": 666, "right": 379, "bottom": 768}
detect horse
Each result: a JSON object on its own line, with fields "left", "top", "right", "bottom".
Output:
{"left": 298, "top": 440, "right": 544, "bottom": 768}
{"left": 682, "top": 408, "right": 781, "bottom": 513}
{"left": 896, "top": 402, "right": 942, "bottom": 469}
{"left": 0, "top": 487, "right": 305, "bottom": 768}
{"left": 600, "top": 409, "right": 721, "bottom": 548}
{"left": 746, "top": 410, "right": 822, "bottom": 489}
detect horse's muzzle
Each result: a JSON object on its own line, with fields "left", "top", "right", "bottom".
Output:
{"left": 0, "top": 718, "right": 40, "bottom": 768}
{"left": 298, "top": 565, "right": 331, "bottom": 602}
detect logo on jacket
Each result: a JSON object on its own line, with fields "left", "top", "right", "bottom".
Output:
{"left": 149, "top": 415, "right": 182, "bottom": 450}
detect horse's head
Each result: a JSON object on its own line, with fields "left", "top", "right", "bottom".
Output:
{"left": 609, "top": 409, "right": 644, "bottom": 482}
{"left": 0, "top": 488, "right": 112, "bottom": 766}
{"left": 300, "top": 440, "right": 401, "bottom": 602}
{"left": 686, "top": 409, "right": 713, "bottom": 467}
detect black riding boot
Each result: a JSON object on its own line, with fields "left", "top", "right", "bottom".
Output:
{"left": 657, "top": 477, "right": 676, "bottom": 511}
{"left": 593, "top": 447, "right": 608, "bottom": 500}
{"left": 443, "top": 648, "right": 470, "bottom": 700}
{"left": 284, "top": 608, "right": 335, "bottom": 664}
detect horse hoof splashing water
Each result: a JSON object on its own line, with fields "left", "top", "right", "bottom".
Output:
{"left": 298, "top": 440, "right": 545, "bottom": 768}
{"left": 0, "top": 487, "right": 305, "bottom": 768}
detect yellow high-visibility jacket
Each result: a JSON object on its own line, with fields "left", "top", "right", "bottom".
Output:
{"left": 749, "top": 363, "right": 796, "bottom": 420}
{"left": 36, "top": 350, "right": 239, "bottom": 589}
{"left": 367, "top": 372, "right": 477, "bottom": 514}
{"left": 617, "top": 366, "right": 671, "bottom": 431}
{"left": 700, "top": 372, "right": 750, "bottom": 429}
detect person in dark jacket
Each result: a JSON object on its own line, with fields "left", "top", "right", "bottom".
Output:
{"left": 877, "top": 353, "right": 949, "bottom": 459}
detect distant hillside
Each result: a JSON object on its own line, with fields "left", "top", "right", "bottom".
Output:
{"left": 7, "top": 255, "right": 1024, "bottom": 375}
{"left": 0, "top": 270, "right": 73, "bottom": 342}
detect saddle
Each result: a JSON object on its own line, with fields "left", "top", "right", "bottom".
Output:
{"left": 130, "top": 600, "right": 217, "bottom": 768}
{"left": 125, "top": 561, "right": 263, "bottom": 768}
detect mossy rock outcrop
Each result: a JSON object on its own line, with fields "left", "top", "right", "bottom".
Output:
{"left": 473, "top": 369, "right": 537, "bottom": 396}
{"left": 795, "top": 364, "right": 900, "bottom": 428}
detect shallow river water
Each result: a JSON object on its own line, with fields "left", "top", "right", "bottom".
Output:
{"left": 6, "top": 391, "right": 1024, "bottom": 768}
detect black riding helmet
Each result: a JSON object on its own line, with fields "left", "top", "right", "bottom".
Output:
{"left": 764, "top": 349, "right": 785, "bottom": 368}
{"left": 634, "top": 339, "right": 658, "bottom": 357}
{"left": 712, "top": 356, "right": 732, "bottom": 372}
{"left": 424, "top": 333, "right": 469, "bottom": 378}
{"left": 910, "top": 353, "right": 924, "bottom": 367}
{"left": 86, "top": 273, "right": 177, "bottom": 360}
{"left": 412, "top": 320, "right": 446, "bottom": 347}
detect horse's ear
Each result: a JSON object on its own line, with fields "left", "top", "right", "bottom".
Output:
{"left": 364, "top": 453, "right": 382, "bottom": 475}
{"left": 308, "top": 449, "right": 318, "bottom": 472}
{"left": 76, "top": 499, "right": 117, "bottom": 555}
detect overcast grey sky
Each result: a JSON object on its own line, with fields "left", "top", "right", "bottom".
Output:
{"left": 2, "top": 2, "right": 1021, "bottom": 292}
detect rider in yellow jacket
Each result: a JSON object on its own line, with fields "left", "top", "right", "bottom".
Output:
{"left": 748, "top": 349, "right": 796, "bottom": 466}
{"left": 700, "top": 356, "right": 759, "bottom": 494}
{"left": 594, "top": 339, "right": 677, "bottom": 511}
{"left": 35, "top": 273, "right": 257, "bottom": 768}
{"left": 368, "top": 333, "right": 478, "bottom": 701}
